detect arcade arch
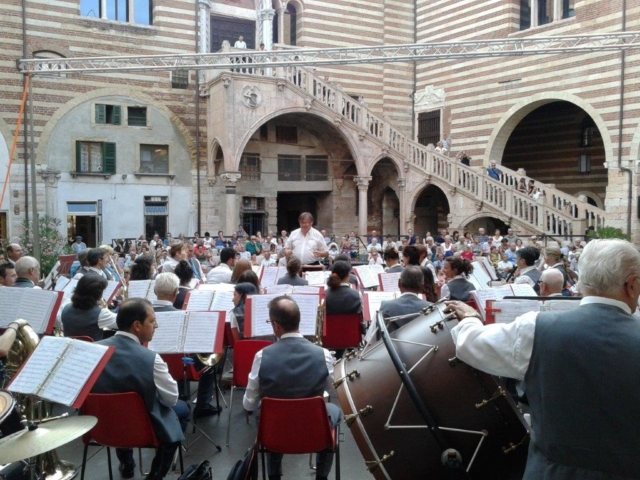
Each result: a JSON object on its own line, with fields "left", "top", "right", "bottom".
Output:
{"left": 411, "top": 184, "right": 450, "bottom": 237}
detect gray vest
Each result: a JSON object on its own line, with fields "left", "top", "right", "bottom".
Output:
{"left": 522, "top": 268, "right": 541, "bottom": 295}
{"left": 446, "top": 277, "right": 475, "bottom": 301}
{"left": 259, "top": 337, "right": 328, "bottom": 400}
{"left": 524, "top": 304, "right": 640, "bottom": 479}
{"left": 93, "top": 335, "right": 184, "bottom": 444}
{"left": 61, "top": 304, "right": 102, "bottom": 341}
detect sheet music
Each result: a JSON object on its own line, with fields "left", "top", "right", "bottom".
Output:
{"left": 353, "top": 266, "right": 380, "bottom": 289}
{"left": 290, "top": 294, "right": 320, "bottom": 336}
{"left": 363, "top": 292, "right": 397, "bottom": 321}
{"left": 0, "top": 289, "right": 20, "bottom": 327}
{"left": 247, "top": 294, "right": 279, "bottom": 337}
{"left": 40, "top": 340, "right": 109, "bottom": 406}
{"left": 480, "top": 257, "right": 499, "bottom": 281}
{"left": 260, "top": 267, "right": 281, "bottom": 288}
{"left": 304, "top": 271, "right": 330, "bottom": 286}
{"left": 189, "top": 278, "right": 200, "bottom": 289}
{"left": 182, "top": 312, "right": 221, "bottom": 353}
{"left": 210, "top": 291, "right": 235, "bottom": 314}
{"left": 467, "top": 274, "right": 483, "bottom": 292}
{"left": 252, "top": 265, "right": 263, "bottom": 277}
{"left": 9, "top": 336, "right": 68, "bottom": 395}
{"left": 55, "top": 276, "right": 70, "bottom": 291}
{"left": 510, "top": 283, "right": 537, "bottom": 297}
{"left": 369, "top": 264, "right": 385, "bottom": 275}
{"left": 543, "top": 299, "right": 581, "bottom": 312}
{"left": 126, "top": 280, "right": 153, "bottom": 299}
{"left": 197, "top": 283, "right": 235, "bottom": 292}
{"left": 149, "top": 311, "right": 185, "bottom": 353}
{"left": 378, "top": 273, "right": 401, "bottom": 292}
{"left": 185, "top": 290, "right": 214, "bottom": 311}
{"left": 471, "top": 262, "right": 492, "bottom": 288}
{"left": 493, "top": 300, "right": 540, "bottom": 324}
{"left": 61, "top": 278, "right": 78, "bottom": 300}
{"left": 363, "top": 318, "right": 379, "bottom": 345}
{"left": 103, "top": 281, "right": 120, "bottom": 303}
{"left": 0, "top": 288, "right": 57, "bottom": 334}
{"left": 292, "top": 286, "right": 323, "bottom": 295}
{"left": 265, "top": 284, "right": 293, "bottom": 295}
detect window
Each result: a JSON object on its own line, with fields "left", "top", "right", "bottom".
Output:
{"left": 128, "top": 107, "right": 147, "bottom": 127}
{"left": 145, "top": 196, "right": 168, "bottom": 239}
{"left": 132, "top": 0, "right": 152, "bottom": 25}
{"left": 538, "top": 0, "right": 553, "bottom": 25}
{"left": 278, "top": 155, "right": 302, "bottom": 181}
{"left": 140, "top": 145, "right": 169, "bottom": 174}
{"left": 276, "top": 125, "right": 298, "bottom": 144}
{"left": 95, "top": 104, "right": 121, "bottom": 125}
{"left": 75, "top": 141, "right": 116, "bottom": 174}
{"left": 417, "top": 111, "right": 440, "bottom": 147}
{"left": 210, "top": 15, "right": 255, "bottom": 52}
{"left": 306, "top": 156, "right": 328, "bottom": 181}
{"left": 562, "top": 0, "right": 575, "bottom": 18}
{"left": 80, "top": 0, "right": 152, "bottom": 25}
{"left": 239, "top": 153, "right": 261, "bottom": 181}
{"left": 260, "top": 124, "right": 268, "bottom": 141}
{"left": 520, "top": 0, "right": 531, "bottom": 30}
{"left": 105, "top": 0, "right": 128, "bottom": 22}
{"left": 172, "top": 70, "right": 189, "bottom": 89}
{"left": 80, "top": 0, "right": 100, "bottom": 17}
{"left": 578, "top": 154, "right": 591, "bottom": 174}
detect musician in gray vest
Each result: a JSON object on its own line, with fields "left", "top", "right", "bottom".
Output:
{"left": 243, "top": 296, "right": 342, "bottom": 480}
{"left": 93, "top": 298, "right": 188, "bottom": 480}
{"left": 513, "top": 246, "right": 541, "bottom": 294}
{"left": 446, "top": 239, "right": 640, "bottom": 479}
{"left": 61, "top": 275, "right": 116, "bottom": 340}
{"left": 440, "top": 256, "right": 475, "bottom": 301}
{"left": 380, "top": 266, "right": 431, "bottom": 331}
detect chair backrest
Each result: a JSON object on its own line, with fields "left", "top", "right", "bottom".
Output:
{"left": 69, "top": 335, "right": 95, "bottom": 342}
{"left": 223, "top": 322, "right": 235, "bottom": 349}
{"left": 232, "top": 340, "right": 273, "bottom": 388}
{"left": 258, "top": 397, "right": 333, "bottom": 454}
{"left": 321, "top": 313, "right": 362, "bottom": 349}
{"left": 161, "top": 354, "right": 201, "bottom": 382}
{"left": 80, "top": 392, "right": 159, "bottom": 448}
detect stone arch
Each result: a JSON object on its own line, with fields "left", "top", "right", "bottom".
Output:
{"left": 232, "top": 107, "right": 362, "bottom": 173}
{"left": 408, "top": 177, "right": 452, "bottom": 214}
{"left": 575, "top": 190, "right": 604, "bottom": 209}
{"left": 484, "top": 92, "right": 613, "bottom": 167}
{"left": 36, "top": 87, "right": 196, "bottom": 169}
{"left": 207, "top": 138, "right": 225, "bottom": 183}
{"left": 408, "top": 180, "right": 451, "bottom": 235}
{"left": 363, "top": 152, "right": 404, "bottom": 179}
{"left": 27, "top": 40, "right": 73, "bottom": 59}
{"left": 627, "top": 121, "right": 640, "bottom": 165}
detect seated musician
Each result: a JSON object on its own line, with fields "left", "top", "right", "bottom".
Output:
{"left": 445, "top": 239, "right": 640, "bottom": 479}
{"left": 93, "top": 299, "right": 188, "bottom": 480}
{"left": 276, "top": 257, "right": 308, "bottom": 286}
{"left": 152, "top": 273, "right": 181, "bottom": 312}
{"left": 0, "top": 261, "right": 17, "bottom": 287}
{"left": 243, "top": 296, "right": 342, "bottom": 480}
{"left": 440, "top": 257, "right": 475, "bottom": 302}
{"left": 383, "top": 247, "right": 403, "bottom": 273}
{"left": 325, "top": 261, "right": 361, "bottom": 315}
{"left": 13, "top": 257, "right": 41, "bottom": 289}
{"left": 61, "top": 275, "right": 117, "bottom": 340}
{"left": 380, "top": 266, "right": 432, "bottom": 332}
{"left": 229, "top": 282, "right": 259, "bottom": 342}
{"left": 173, "top": 260, "right": 194, "bottom": 310}
{"left": 0, "top": 319, "right": 28, "bottom": 357}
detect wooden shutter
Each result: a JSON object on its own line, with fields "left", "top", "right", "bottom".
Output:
{"left": 112, "top": 105, "right": 121, "bottom": 125}
{"left": 103, "top": 142, "right": 116, "bottom": 174}
{"left": 75, "top": 141, "right": 82, "bottom": 172}
{"left": 95, "top": 104, "right": 106, "bottom": 124}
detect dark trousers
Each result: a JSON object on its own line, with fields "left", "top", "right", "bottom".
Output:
{"left": 177, "top": 358, "right": 215, "bottom": 408}
{"left": 116, "top": 400, "right": 189, "bottom": 479}
{"left": 267, "top": 403, "right": 342, "bottom": 478}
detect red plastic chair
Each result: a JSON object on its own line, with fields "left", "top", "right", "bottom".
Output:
{"left": 79, "top": 392, "right": 183, "bottom": 480}
{"left": 226, "top": 339, "right": 272, "bottom": 446}
{"left": 161, "top": 354, "right": 202, "bottom": 383}
{"left": 68, "top": 335, "right": 95, "bottom": 343}
{"left": 257, "top": 397, "right": 340, "bottom": 479}
{"left": 321, "top": 313, "right": 363, "bottom": 350}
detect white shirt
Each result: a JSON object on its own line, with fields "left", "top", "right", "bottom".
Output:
{"left": 162, "top": 257, "right": 179, "bottom": 273}
{"left": 514, "top": 266, "right": 538, "bottom": 288}
{"left": 114, "top": 331, "right": 179, "bottom": 407}
{"left": 234, "top": 40, "right": 247, "bottom": 49}
{"left": 368, "top": 256, "right": 384, "bottom": 266}
{"left": 440, "top": 274, "right": 466, "bottom": 299}
{"left": 382, "top": 241, "right": 397, "bottom": 251}
{"left": 206, "top": 263, "right": 232, "bottom": 284}
{"left": 451, "top": 296, "right": 630, "bottom": 381}
{"left": 55, "top": 300, "right": 118, "bottom": 330}
{"left": 261, "top": 257, "right": 276, "bottom": 267}
{"left": 285, "top": 227, "right": 328, "bottom": 265}
{"left": 367, "top": 243, "right": 382, "bottom": 253}
{"left": 243, "top": 332, "right": 334, "bottom": 411}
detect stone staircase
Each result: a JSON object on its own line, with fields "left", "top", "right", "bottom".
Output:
{"left": 207, "top": 46, "right": 608, "bottom": 238}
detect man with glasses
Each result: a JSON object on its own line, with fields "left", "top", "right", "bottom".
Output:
{"left": 93, "top": 298, "right": 188, "bottom": 480}
{"left": 243, "top": 296, "right": 342, "bottom": 480}
{"left": 538, "top": 269, "right": 564, "bottom": 297}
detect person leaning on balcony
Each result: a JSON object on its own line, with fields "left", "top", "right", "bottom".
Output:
{"left": 487, "top": 162, "right": 502, "bottom": 181}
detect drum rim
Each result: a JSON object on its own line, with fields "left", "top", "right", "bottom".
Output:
{"left": 0, "top": 391, "right": 15, "bottom": 421}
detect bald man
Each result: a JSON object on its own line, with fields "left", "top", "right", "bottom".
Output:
{"left": 6, "top": 243, "right": 23, "bottom": 266}
{"left": 539, "top": 269, "right": 564, "bottom": 297}
{"left": 13, "top": 256, "right": 41, "bottom": 288}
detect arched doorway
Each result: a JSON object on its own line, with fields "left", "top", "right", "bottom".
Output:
{"left": 368, "top": 159, "right": 400, "bottom": 237}
{"left": 463, "top": 216, "right": 509, "bottom": 237}
{"left": 413, "top": 185, "right": 449, "bottom": 237}
{"left": 501, "top": 101, "right": 607, "bottom": 204}
{"left": 273, "top": 2, "right": 299, "bottom": 46}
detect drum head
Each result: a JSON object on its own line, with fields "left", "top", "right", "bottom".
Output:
{"left": 0, "top": 392, "right": 15, "bottom": 422}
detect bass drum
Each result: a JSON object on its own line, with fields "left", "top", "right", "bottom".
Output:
{"left": 335, "top": 304, "right": 529, "bottom": 479}
{"left": 0, "top": 391, "right": 24, "bottom": 439}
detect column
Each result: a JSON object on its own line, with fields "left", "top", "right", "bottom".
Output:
{"left": 198, "top": 0, "right": 211, "bottom": 54}
{"left": 39, "top": 170, "right": 61, "bottom": 219}
{"left": 100, "top": 0, "right": 107, "bottom": 19}
{"left": 221, "top": 173, "right": 241, "bottom": 234}
{"left": 276, "top": 7, "right": 285, "bottom": 45}
{"left": 258, "top": 8, "right": 276, "bottom": 51}
{"left": 355, "top": 176, "right": 371, "bottom": 238}
{"left": 397, "top": 177, "right": 407, "bottom": 234}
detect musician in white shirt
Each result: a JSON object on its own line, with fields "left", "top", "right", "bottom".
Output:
{"left": 284, "top": 212, "right": 328, "bottom": 265}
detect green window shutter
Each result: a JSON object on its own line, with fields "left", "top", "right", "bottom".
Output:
{"left": 75, "top": 141, "right": 82, "bottom": 172}
{"left": 112, "top": 105, "right": 121, "bottom": 125}
{"left": 95, "top": 104, "right": 106, "bottom": 124}
{"left": 103, "top": 142, "right": 116, "bottom": 174}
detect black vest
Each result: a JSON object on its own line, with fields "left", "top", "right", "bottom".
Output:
{"left": 61, "top": 304, "right": 102, "bottom": 341}
{"left": 259, "top": 336, "right": 328, "bottom": 400}
{"left": 93, "top": 335, "right": 184, "bottom": 443}
{"left": 522, "top": 268, "right": 541, "bottom": 295}
{"left": 446, "top": 277, "right": 475, "bottom": 301}
{"left": 524, "top": 303, "right": 640, "bottom": 479}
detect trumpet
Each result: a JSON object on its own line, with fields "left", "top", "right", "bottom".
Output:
{"left": 314, "top": 300, "right": 325, "bottom": 346}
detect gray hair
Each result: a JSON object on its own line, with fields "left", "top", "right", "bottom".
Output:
{"left": 540, "top": 268, "right": 564, "bottom": 293}
{"left": 399, "top": 265, "right": 424, "bottom": 292}
{"left": 154, "top": 272, "right": 180, "bottom": 297}
{"left": 578, "top": 239, "right": 640, "bottom": 296}
{"left": 15, "top": 256, "right": 39, "bottom": 277}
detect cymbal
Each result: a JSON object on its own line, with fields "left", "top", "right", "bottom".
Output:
{"left": 0, "top": 416, "right": 97, "bottom": 464}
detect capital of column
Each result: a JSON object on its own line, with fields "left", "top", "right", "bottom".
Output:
{"left": 397, "top": 177, "right": 406, "bottom": 191}
{"left": 258, "top": 8, "right": 276, "bottom": 20}
{"left": 354, "top": 176, "right": 372, "bottom": 190}
{"left": 38, "top": 169, "right": 62, "bottom": 186}
{"left": 221, "top": 172, "right": 241, "bottom": 192}
{"left": 197, "top": 0, "right": 211, "bottom": 10}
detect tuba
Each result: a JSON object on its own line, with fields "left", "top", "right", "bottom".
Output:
{"left": 5, "top": 322, "right": 78, "bottom": 480}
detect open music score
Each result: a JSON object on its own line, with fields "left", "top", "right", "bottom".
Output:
{"left": 486, "top": 297, "right": 580, "bottom": 324}
{"left": 196, "top": 283, "right": 235, "bottom": 292}
{"left": 183, "top": 289, "right": 235, "bottom": 316}
{"left": 59, "top": 278, "right": 121, "bottom": 304}
{"left": 378, "top": 272, "right": 401, "bottom": 292}
{"left": 7, "top": 336, "right": 114, "bottom": 408}
{"left": 264, "top": 285, "right": 324, "bottom": 296}
{"left": 259, "top": 267, "right": 287, "bottom": 288}
{"left": 469, "top": 261, "right": 492, "bottom": 290}
{"left": 0, "top": 288, "right": 62, "bottom": 335}
{"left": 304, "top": 270, "right": 330, "bottom": 286}
{"left": 245, "top": 293, "right": 320, "bottom": 337}
{"left": 362, "top": 291, "right": 425, "bottom": 322}
{"left": 127, "top": 280, "right": 158, "bottom": 302}
{"left": 148, "top": 311, "right": 225, "bottom": 354}
{"left": 353, "top": 265, "right": 384, "bottom": 289}
{"left": 470, "top": 283, "right": 537, "bottom": 320}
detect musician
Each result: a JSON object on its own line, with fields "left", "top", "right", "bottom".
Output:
{"left": 186, "top": 243, "right": 205, "bottom": 282}
{"left": 61, "top": 275, "right": 117, "bottom": 340}
{"left": 71, "top": 250, "right": 91, "bottom": 277}
{"left": 5, "top": 243, "right": 23, "bottom": 266}
{"left": 130, "top": 256, "right": 156, "bottom": 281}
{"left": 162, "top": 243, "right": 187, "bottom": 274}
{"left": 383, "top": 247, "right": 403, "bottom": 273}
{"left": 440, "top": 257, "right": 475, "bottom": 301}
{"left": 276, "top": 257, "right": 309, "bottom": 286}
{"left": 93, "top": 298, "right": 188, "bottom": 480}
{"left": 0, "top": 262, "right": 17, "bottom": 287}
{"left": 380, "top": 266, "right": 432, "bottom": 332}
{"left": 206, "top": 247, "right": 236, "bottom": 284}
{"left": 538, "top": 268, "right": 564, "bottom": 297}
{"left": 152, "top": 272, "right": 180, "bottom": 312}
{"left": 229, "top": 282, "right": 259, "bottom": 342}
{"left": 277, "top": 247, "right": 293, "bottom": 267}
{"left": 84, "top": 247, "right": 109, "bottom": 279}
{"left": 173, "top": 260, "right": 194, "bottom": 310}
{"left": 445, "top": 238, "right": 640, "bottom": 479}
{"left": 243, "top": 296, "right": 342, "bottom": 480}
{"left": 513, "top": 246, "right": 541, "bottom": 294}
{"left": 542, "top": 246, "right": 572, "bottom": 295}
{"left": 0, "top": 319, "right": 28, "bottom": 357}
{"left": 12, "top": 256, "right": 41, "bottom": 288}
{"left": 333, "top": 254, "right": 360, "bottom": 289}
{"left": 285, "top": 212, "right": 328, "bottom": 265}
{"left": 99, "top": 245, "right": 118, "bottom": 281}
{"left": 325, "top": 261, "right": 361, "bottom": 315}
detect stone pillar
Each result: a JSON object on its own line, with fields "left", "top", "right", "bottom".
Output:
{"left": 221, "top": 173, "right": 241, "bottom": 234}
{"left": 397, "top": 177, "right": 407, "bottom": 233}
{"left": 38, "top": 170, "right": 61, "bottom": 219}
{"left": 198, "top": 0, "right": 211, "bottom": 54}
{"left": 258, "top": 8, "right": 276, "bottom": 50}
{"left": 100, "top": 0, "right": 107, "bottom": 19}
{"left": 355, "top": 176, "right": 371, "bottom": 237}
{"left": 276, "top": 7, "right": 285, "bottom": 45}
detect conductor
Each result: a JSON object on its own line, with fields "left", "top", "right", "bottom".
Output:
{"left": 445, "top": 239, "right": 640, "bottom": 479}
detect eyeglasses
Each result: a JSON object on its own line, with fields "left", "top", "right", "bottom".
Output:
{"left": 265, "top": 319, "right": 279, "bottom": 325}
